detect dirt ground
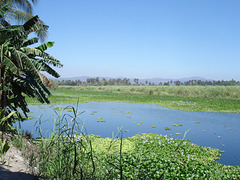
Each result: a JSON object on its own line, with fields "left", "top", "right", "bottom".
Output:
{"left": 0, "top": 144, "right": 39, "bottom": 180}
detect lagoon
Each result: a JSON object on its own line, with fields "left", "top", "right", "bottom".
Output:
{"left": 19, "top": 102, "right": 240, "bottom": 166}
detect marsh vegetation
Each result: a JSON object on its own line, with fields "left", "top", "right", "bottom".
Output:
{"left": 26, "top": 85, "right": 240, "bottom": 113}
{"left": 18, "top": 107, "right": 240, "bottom": 179}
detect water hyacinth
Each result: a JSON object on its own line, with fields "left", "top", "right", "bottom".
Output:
{"left": 32, "top": 104, "right": 240, "bottom": 179}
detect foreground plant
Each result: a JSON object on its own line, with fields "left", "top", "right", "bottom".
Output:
{"left": 0, "top": 139, "right": 10, "bottom": 164}
{"left": 0, "top": 5, "right": 62, "bottom": 133}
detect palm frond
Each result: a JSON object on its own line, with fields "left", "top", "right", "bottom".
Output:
{"left": 8, "top": 8, "right": 33, "bottom": 23}
{"left": 37, "top": 41, "right": 54, "bottom": 52}
{"left": 22, "top": 37, "right": 39, "bottom": 46}
{"left": 2, "top": 56, "right": 18, "bottom": 74}
{"left": 32, "top": 59, "right": 60, "bottom": 78}
{"left": 0, "top": 4, "right": 10, "bottom": 18}
{"left": 37, "top": 70, "right": 56, "bottom": 89}
{"left": 7, "top": 0, "right": 34, "bottom": 14}
{"left": 20, "top": 47, "right": 63, "bottom": 67}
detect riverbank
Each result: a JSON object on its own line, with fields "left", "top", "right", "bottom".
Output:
{"left": 26, "top": 85, "right": 240, "bottom": 113}
{"left": 0, "top": 132, "right": 38, "bottom": 179}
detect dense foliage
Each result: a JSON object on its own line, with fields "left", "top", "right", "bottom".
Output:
{"left": 0, "top": 5, "right": 62, "bottom": 132}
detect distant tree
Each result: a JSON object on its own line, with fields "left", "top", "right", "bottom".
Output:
{"left": 174, "top": 80, "right": 181, "bottom": 86}
{"left": 134, "top": 78, "right": 139, "bottom": 85}
{"left": 163, "top": 82, "right": 170, "bottom": 86}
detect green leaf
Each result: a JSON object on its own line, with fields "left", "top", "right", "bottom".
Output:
{"left": 37, "top": 41, "right": 55, "bottom": 52}
{"left": 0, "top": 5, "right": 10, "bottom": 18}
{"left": 22, "top": 37, "right": 39, "bottom": 47}
{"left": 3, "top": 56, "right": 18, "bottom": 74}
{"left": 23, "top": 15, "right": 39, "bottom": 31}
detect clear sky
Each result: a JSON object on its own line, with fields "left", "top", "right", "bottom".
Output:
{"left": 32, "top": 0, "right": 240, "bottom": 80}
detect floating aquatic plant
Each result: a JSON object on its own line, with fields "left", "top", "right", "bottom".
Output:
{"left": 172, "top": 123, "right": 182, "bottom": 127}
{"left": 165, "top": 127, "right": 171, "bottom": 130}
{"left": 217, "top": 136, "right": 221, "bottom": 138}
{"left": 54, "top": 107, "right": 62, "bottom": 111}
{"left": 97, "top": 120, "right": 106, "bottom": 122}
{"left": 175, "top": 133, "right": 181, "bottom": 135}
{"left": 152, "top": 126, "right": 156, "bottom": 128}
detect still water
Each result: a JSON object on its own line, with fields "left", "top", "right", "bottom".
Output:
{"left": 19, "top": 102, "right": 240, "bottom": 166}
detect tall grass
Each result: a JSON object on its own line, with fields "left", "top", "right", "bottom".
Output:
{"left": 57, "top": 85, "right": 240, "bottom": 100}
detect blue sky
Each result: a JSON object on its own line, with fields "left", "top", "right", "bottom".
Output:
{"left": 32, "top": 0, "right": 240, "bottom": 80}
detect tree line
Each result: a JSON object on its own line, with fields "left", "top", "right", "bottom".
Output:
{"left": 52, "top": 78, "right": 240, "bottom": 86}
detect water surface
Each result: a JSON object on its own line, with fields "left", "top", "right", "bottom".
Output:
{"left": 19, "top": 102, "right": 240, "bottom": 166}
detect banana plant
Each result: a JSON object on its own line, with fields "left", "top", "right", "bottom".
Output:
{"left": 0, "top": 5, "right": 62, "bottom": 131}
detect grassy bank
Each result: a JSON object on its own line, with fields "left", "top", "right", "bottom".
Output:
{"left": 26, "top": 85, "right": 240, "bottom": 113}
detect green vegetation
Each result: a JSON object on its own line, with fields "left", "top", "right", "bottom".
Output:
{"left": 0, "top": 139, "right": 10, "bottom": 163}
{"left": 0, "top": 5, "right": 62, "bottom": 133}
{"left": 28, "top": 107, "right": 240, "bottom": 179}
{"left": 172, "top": 123, "right": 183, "bottom": 127}
{"left": 25, "top": 85, "right": 240, "bottom": 113}
{"left": 96, "top": 120, "right": 106, "bottom": 122}
{"left": 34, "top": 133, "right": 240, "bottom": 179}
{"left": 1, "top": 1, "right": 239, "bottom": 179}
